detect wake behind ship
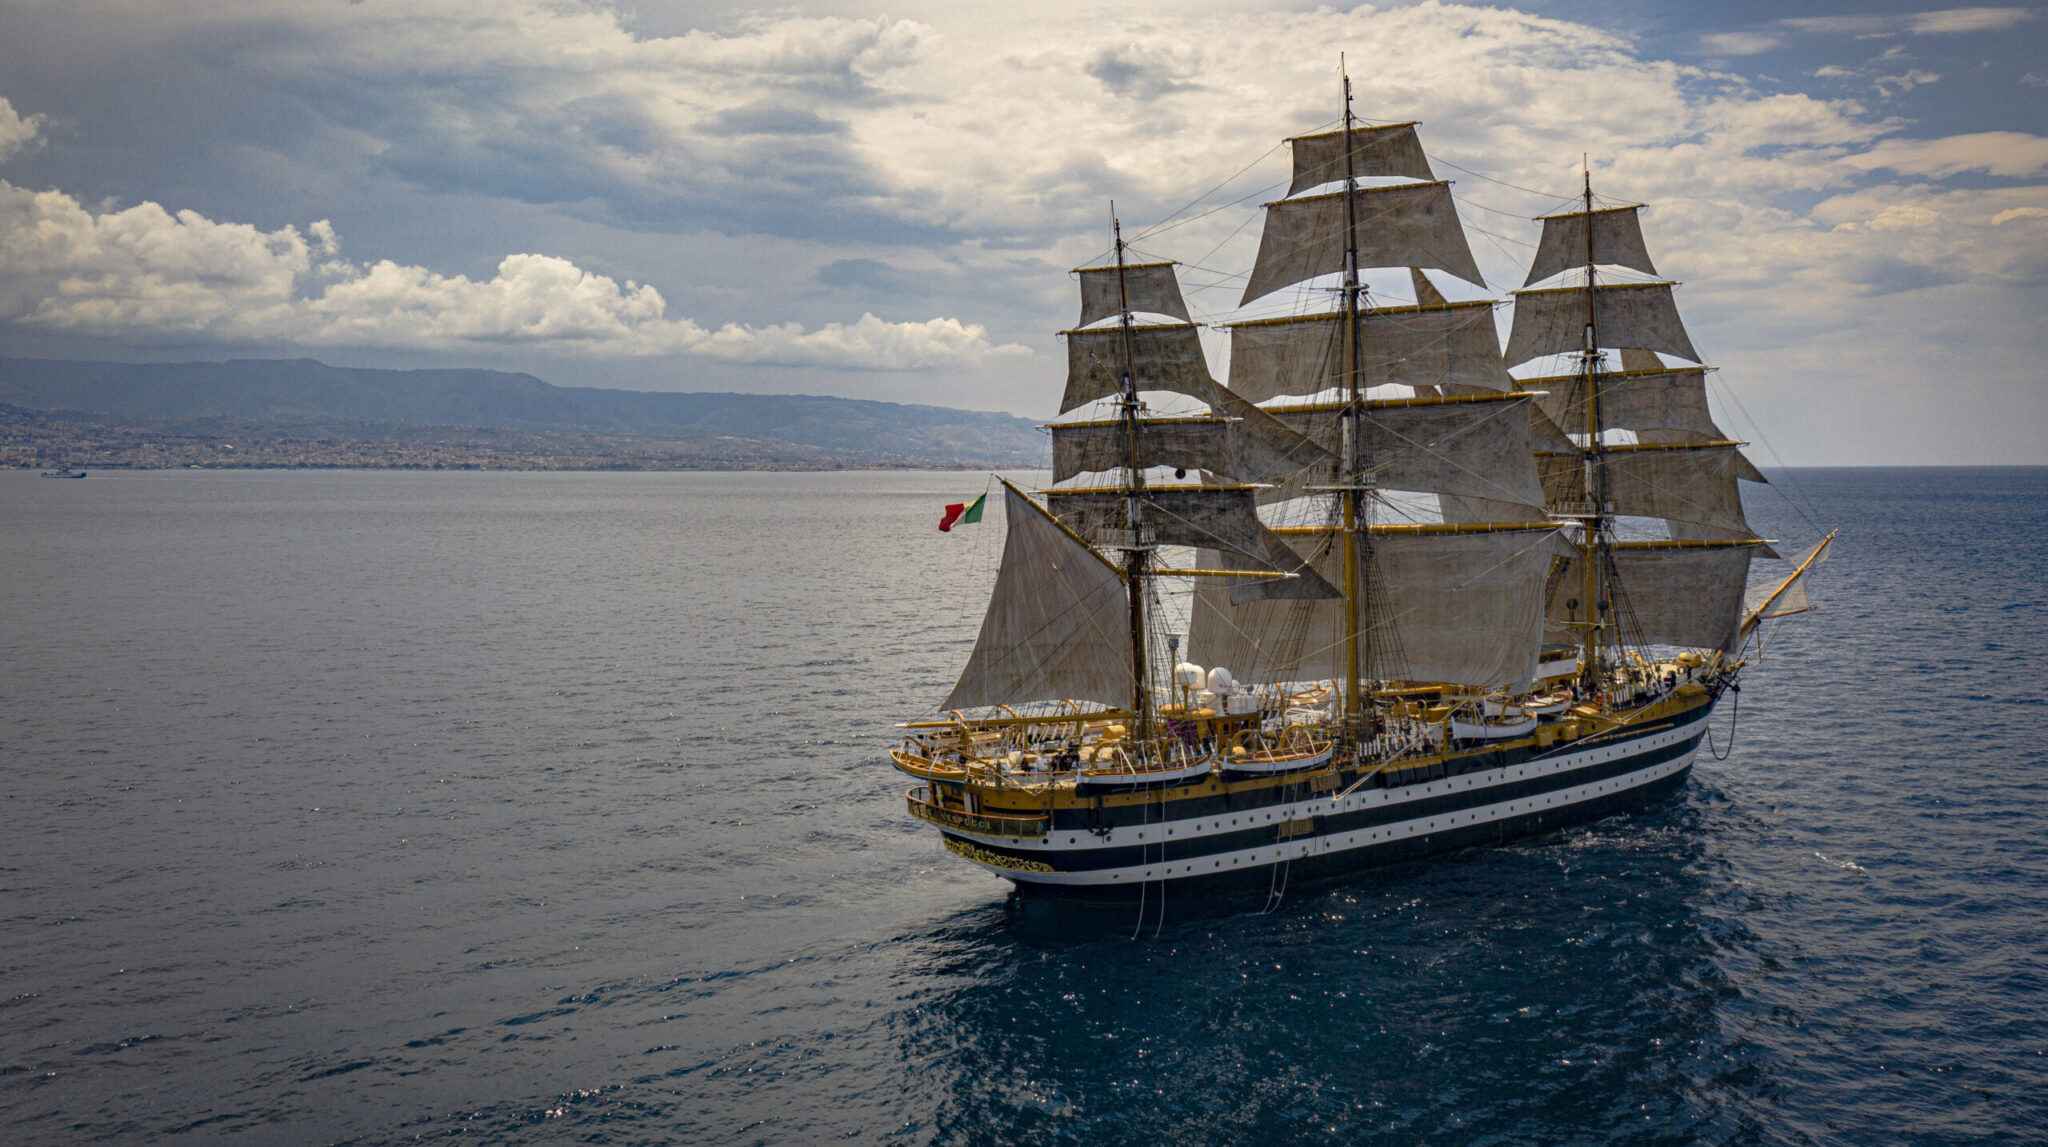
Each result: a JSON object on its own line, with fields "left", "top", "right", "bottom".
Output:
{"left": 894, "top": 77, "right": 1834, "bottom": 909}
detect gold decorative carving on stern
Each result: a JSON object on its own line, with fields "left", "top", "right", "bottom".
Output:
{"left": 944, "top": 836, "right": 1056, "bottom": 873}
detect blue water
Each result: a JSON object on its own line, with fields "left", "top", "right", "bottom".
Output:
{"left": 1, "top": 467, "right": 2043, "bottom": 1143}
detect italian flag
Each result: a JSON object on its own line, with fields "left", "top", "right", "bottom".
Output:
{"left": 938, "top": 493, "right": 986, "bottom": 532}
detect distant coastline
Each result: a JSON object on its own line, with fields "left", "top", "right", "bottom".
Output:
{"left": 0, "top": 356, "right": 1047, "bottom": 472}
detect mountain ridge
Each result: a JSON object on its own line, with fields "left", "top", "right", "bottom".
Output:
{"left": 0, "top": 357, "right": 1048, "bottom": 467}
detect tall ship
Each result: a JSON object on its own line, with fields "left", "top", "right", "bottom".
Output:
{"left": 895, "top": 80, "right": 1834, "bottom": 907}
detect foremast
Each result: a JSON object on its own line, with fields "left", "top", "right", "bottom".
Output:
{"left": 1575, "top": 166, "right": 1613, "bottom": 696}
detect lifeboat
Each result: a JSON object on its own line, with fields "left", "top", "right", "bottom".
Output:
{"left": 1450, "top": 713, "right": 1539, "bottom": 740}
{"left": 1221, "top": 732, "right": 1336, "bottom": 777}
{"left": 1075, "top": 746, "right": 1215, "bottom": 788}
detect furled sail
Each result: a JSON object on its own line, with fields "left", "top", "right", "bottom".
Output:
{"left": 1287, "top": 122, "right": 1435, "bottom": 194}
{"left": 1241, "top": 182, "right": 1484, "bottom": 304}
{"left": 1504, "top": 282, "right": 1700, "bottom": 366}
{"left": 1076, "top": 261, "right": 1192, "bottom": 328}
{"left": 1226, "top": 302, "right": 1511, "bottom": 401}
{"left": 942, "top": 485, "right": 1134, "bottom": 712}
{"left": 1188, "top": 526, "right": 1570, "bottom": 689}
{"left": 1523, "top": 205, "right": 1659, "bottom": 286}
{"left": 1061, "top": 323, "right": 1218, "bottom": 413}
{"left": 1665, "top": 517, "right": 1779, "bottom": 559}
{"left": 1264, "top": 395, "right": 1549, "bottom": 511}
{"left": 1536, "top": 443, "right": 1754, "bottom": 534}
{"left": 1544, "top": 542, "right": 1757, "bottom": 652}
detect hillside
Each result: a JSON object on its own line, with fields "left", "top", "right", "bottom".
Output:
{"left": 0, "top": 357, "right": 1048, "bottom": 469}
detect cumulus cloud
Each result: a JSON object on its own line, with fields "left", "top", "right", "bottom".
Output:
{"left": 0, "top": 181, "right": 1026, "bottom": 368}
{"left": 1, "top": 0, "right": 2044, "bottom": 451}
{"left": 0, "top": 96, "right": 42, "bottom": 161}
{"left": 198, "top": 4, "right": 939, "bottom": 239}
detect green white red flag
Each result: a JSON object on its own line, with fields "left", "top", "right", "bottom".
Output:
{"left": 938, "top": 493, "right": 986, "bottom": 532}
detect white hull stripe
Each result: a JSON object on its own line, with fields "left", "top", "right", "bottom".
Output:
{"left": 960, "top": 741, "right": 1700, "bottom": 886}
{"left": 948, "top": 713, "right": 1711, "bottom": 856}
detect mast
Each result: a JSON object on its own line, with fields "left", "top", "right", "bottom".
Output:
{"left": 1577, "top": 162, "right": 1608, "bottom": 695}
{"left": 1111, "top": 211, "right": 1153, "bottom": 741}
{"left": 1338, "top": 66, "right": 1368, "bottom": 742}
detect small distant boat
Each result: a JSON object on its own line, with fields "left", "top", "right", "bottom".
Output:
{"left": 40, "top": 467, "right": 86, "bottom": 479}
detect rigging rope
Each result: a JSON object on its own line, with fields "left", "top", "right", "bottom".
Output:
{"left": 1705, "top": 686, "right": 1740, "bottom": 761}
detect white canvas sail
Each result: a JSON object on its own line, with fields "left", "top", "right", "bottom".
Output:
{"left": 1287, "top": 122, "right": 1435, "bottom": 194}
{"left": 1242, "top": 182, "right": 1484, "bottom": 304}
{"left": 1226, "top": 302, "right": 1511, "bottom": 401}
{"left": 942, "top": 485, "right": 1134, "bottom": 712}
{"left": 1523, "top": 205, "right": 1659, "bottom": 286}
{"left": 1061, "top": 323, "right": 1218, "bottom": 412}
{"left": 1505, "top": 282, "right": 1701, "bottom": 366}
{"left": 1188, "top": 527, "right": 1569, "bottom": 689}
{"left": 1545, "top": 542, "right": 1758, "bottom": 652}
{"left": 1076, "top": 261, "right": 1192, "bottom": 328}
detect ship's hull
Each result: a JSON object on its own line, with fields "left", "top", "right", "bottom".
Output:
{"left": 930, "top": 702, "right": 1711, "bottom": 903}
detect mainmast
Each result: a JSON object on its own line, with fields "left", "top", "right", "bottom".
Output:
{"left": 1577, "top": 164, "right": 1609, "bottom": 694}
{"left": 1337, "top": 68, "right": 1368, "bottom": 742}
{"left": 1111, "top": 212, "right": 1154, "bottom": 741}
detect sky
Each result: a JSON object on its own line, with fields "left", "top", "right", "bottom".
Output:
{"left": 0, "top": 0, "right": 2043, "bottom": 465}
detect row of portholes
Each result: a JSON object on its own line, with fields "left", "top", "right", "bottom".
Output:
{"left": 1089, "top": 759, "right": 1688, "bottom": 883}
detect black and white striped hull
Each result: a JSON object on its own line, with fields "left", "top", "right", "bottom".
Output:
{"left": 938, "top": 707, "right": 1711, "bottom": 901}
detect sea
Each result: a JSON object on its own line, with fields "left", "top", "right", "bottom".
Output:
{"left": 1, "top": 466, "right": 2043, "bottom": 1144}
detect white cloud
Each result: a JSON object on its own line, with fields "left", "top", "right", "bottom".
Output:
{"left": 1780, "top": 8, "right": 2037, "bottom": 37}
{"left": 0, "top": 181, "right": 1026, "bottom": 368}
{"left": 1699, "top": 32, "right": 1782, "bottom": 56}
{"left": 1875, "top": 67, "right": 1942, "bottom": 94}
{"left": 1778, "top": 15, "right": 1901, "bottom": 37}
{"left": 1, "top": 1, "right": 2044, "bottom": 457}
{"left": 1842, "top": 131, "right": 2048, "bottom": 178}
{"left": 1906, "top": 7, "right": 2039, "bottom": 34}
{"left": 0, "top": 96, "right": 42, "bottom": 161}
